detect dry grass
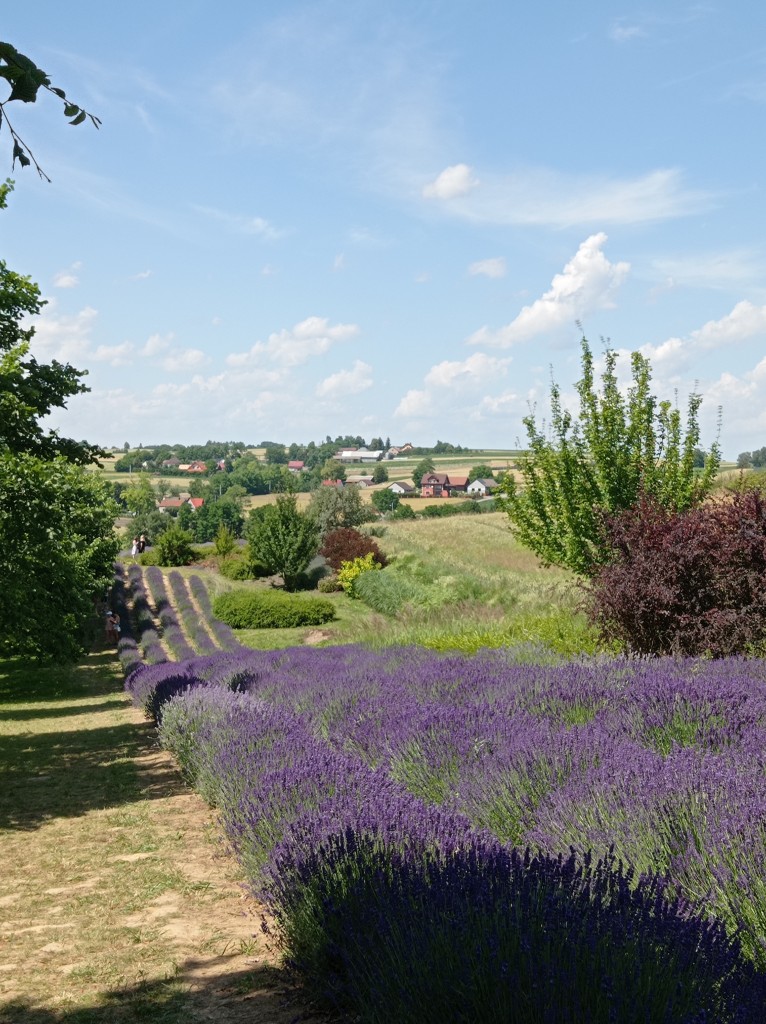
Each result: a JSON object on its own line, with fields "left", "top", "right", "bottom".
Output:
{"left": 0, "top": 654, "right": 334, "bottom": 1023}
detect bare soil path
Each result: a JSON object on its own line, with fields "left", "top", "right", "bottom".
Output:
{"left": 0, "top": 652, "right": 333, "bottom": 1023}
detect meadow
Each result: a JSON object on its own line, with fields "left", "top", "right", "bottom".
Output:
{"left": 101, "top": 511, "right": 766, "bottom": 1020}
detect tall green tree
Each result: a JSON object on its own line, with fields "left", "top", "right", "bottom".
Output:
{"left": 246, "top": 495, "right": 320, "bottom": 591}
{"left": 0, "top": 453, "right": 118, "bottom": 660}
{"left": 0, "top": 182, "right": 102, "bottom": 464}
{"left": 500, "top": 338, "right": 721, "bottom": 576}
{"left": 412, "top": 457, "right": 436, "bottom": 486}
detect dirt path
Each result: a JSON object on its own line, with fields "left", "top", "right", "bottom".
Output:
{"left": 0, "top": 654, "right": 333, "bottom": 1023}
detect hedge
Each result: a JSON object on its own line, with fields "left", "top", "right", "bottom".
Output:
{"left": 213, "top": 589, "right": 336, "bottom": 629}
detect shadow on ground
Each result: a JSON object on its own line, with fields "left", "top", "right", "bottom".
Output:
{"left": 0, "top": 653, "right": 184, "bottom": 831}
{"left": 0, "top": 956, "right": 345, "bottom": 1024}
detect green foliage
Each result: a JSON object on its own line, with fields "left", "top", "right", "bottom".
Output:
{"left": 412, "top": 457, "right": 435, "bottom": 485}
{"left": 218, "top": 552, "right": 268, "bottom": 580}
{"left": 371, "top": 489, "right": 400, "bottom": 514}
{"left": 501, "top": 338, "right": 721, "bottom": 576}
{"left": 0, "top": 184, "right": 102, "bottom": 466}
{"left": 317, "top": 575, "right": 342, "bottom": 593}
{"left": 337, "top": 553, "right": 383, "bottom": 596}
{"left": 0, "top": 453, "right": 119, "bottom": 660}
{"left": 154, "top": 524, "right": 196, "bottom": 567}
{"left": 468, "top": 464, "right": 495, "bottom": 482}
{"left": 212, "top": 589, "right": 335, "bottom": 629}
{"left": 0, "top": 42, "right": 101, "bottom": 180}
{"left": 123, "top": 472, "right": 157, "bottom": 516}
{"left": 392, "top": 502, "right": 416, "bottom": 519}
{"left": 372, "top": 463, "right": 389, "bottom": 483}
{"left": 307, "top": 483, "right": 368, "bottom": 534}
{"left": 213, "top": 523, "right": 237, "bottom": 559}
{"left": 246, "top": 494, "right": 320, "bottom": 591}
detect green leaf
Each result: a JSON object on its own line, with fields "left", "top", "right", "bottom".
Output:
{"left": 69, "top": 110, "right": 86, "bottom": 126}
{"left": 8, "top": 70, "right": 41, "bottom": 103}
{"left": 63, "top": 102, "right": 79, "bottom": 117}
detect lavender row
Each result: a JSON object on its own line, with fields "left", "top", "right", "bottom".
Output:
{"left": 188, "top": 575, "right": 243, "bottom": 652}
{"left": 111, "top": 563, "right": 142, "bottom": 678}
{"left": 125, "top": 564, "right": 167, "bottom": 666}
{"left": 153, "top": 682, "right": 764, "bottom": 1021}
{"left": 128, "top": 645, "right": 766, "bottom": 969}
{"left": 165, "top": 571, "right": 219, "bottom": 655}
{"left": 142, "top": 566, "right": 198, "bottom": 662}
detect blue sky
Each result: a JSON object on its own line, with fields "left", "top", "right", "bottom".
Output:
{"left": 3, "top": 2, "right": 766, "bottom": 456}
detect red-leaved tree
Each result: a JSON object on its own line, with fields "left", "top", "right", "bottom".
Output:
{"left": 585, "top": 489, "right": 766, "bottom": 657}
{"left": 319, "top": 528, "right": 387, "bottom": 572}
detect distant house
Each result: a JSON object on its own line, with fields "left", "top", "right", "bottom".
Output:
{"left": 161, "top": 457, "right": 181, "bottom": 469}
{"left": 336, "top": 448, "right": 384, "bottom": 463}
{"left": 178, "top": 461, "right": 207, "bottom": 473}
{"left": 158, "top": 497, "right": 184, "bottom": 513}
{"left": 187, "top": 497, "right": 205, "bottom": 510}
{"left": 346, "top": 474, "right": 374, "bottom": 487}
{"left": 321, "top": 478, "right": 345, "bottom": 489}
{"left": 466, "top": 478, "right": 498, "bottom": 497}
{"left": 388, "top": 481, "right": 415, "bottom": 495}
{"left": 420, "top": 472, "right": 450, "bottom": 498}
{"left": 288, "top": 460, "right": 305, "bottom": 472}
{"left": 447, "top": 475, "right": 469, "bottom": 494}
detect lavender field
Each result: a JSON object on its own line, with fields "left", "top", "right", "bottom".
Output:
{"left": 122, "top": 602, "right": 766, "bottom": 1022}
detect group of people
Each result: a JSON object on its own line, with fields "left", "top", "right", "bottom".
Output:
{"left": 130, "top": 534, "right": 147, "bottom": 561}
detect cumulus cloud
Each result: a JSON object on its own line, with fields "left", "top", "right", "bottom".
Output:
{"left": 91, "top": 342, "right": 134, "bottom": 367}
{"left": 316, "top": 360, "right": 373, "bottom": 399}
{"left": 140, "top": 333, "right": 173, "bottom": 357}
{"left": 468, "top": 257, "right": 506, "bottom": 279}
{"left": 394, "top": 353, "right": 510, "bottom": 419}
{"left": 227, "top": 316, "right": 360, "bottom": 368}
{"left": 161, "top": 348, "right": 208, "bottom": 372}
{"left": 53, "top": 262, "right": 82, "bottom": 288}
{"left": 640, "top": 301, "right": 766, "bottom": 374}
{"left": 468, "top": 233, "right": 629, "bottom": 347}
{"left": 423, "top": 163, "right": 479, "bottom": 200}
{"left": 29, "top": 302, "right": 98, "bottom": 363}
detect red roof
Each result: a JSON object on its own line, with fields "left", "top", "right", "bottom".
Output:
{"left": 188, "top": 497, "right": 204, "bottom": 509}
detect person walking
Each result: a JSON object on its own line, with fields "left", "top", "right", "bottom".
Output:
{"left": 138, "top": 534, "right": 147, "bottom": 555}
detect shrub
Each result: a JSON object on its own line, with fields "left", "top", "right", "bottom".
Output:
{"left": 218, "top": 552, "right": 270, "bottom": 580}
{"left": 320, "top": 527, "right": 388, "bottom": 571}
{"left": 337, "top": 553, "right": 382, "bottom": 596}
{"left": 212, "top": 589, "right": 336, "bottom": 629}
{"left": 586, "top": 489, "right": 766, "bottom": 657}
{"left": 318, "top": 575, "right": 342, "bottom": 593}
{"left": 154, "top": 524, "right": 196, "bottom": 566}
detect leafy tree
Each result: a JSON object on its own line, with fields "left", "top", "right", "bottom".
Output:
{"left": 246, "top": 495, "right": 320, "bottom": 591}
{"left": 318, "top": 458, "right": 346, "bottom": 483}
{"left": 263, "top": 443, "right": 288, "bottom": 464}
{"left": 752, "top": 447, "right": 766, "bottom": 468}
{"left": 213, "top": 523, "right": 237, "bottom": 560}
{"left": 307, "top": 483, "right": 368, "bottom": 534}
{"left": 155, "top": 524, "right": 196, "bottom": 567}
{"left": 123, "top": 472, "right": 157, "bottom": 516}
{"left": 371, "top": 489, "right": 400, "bottom": 515}
{"left": 319, "top": 528, "right": 387, "bottom": 571}
{"left": 586, "top": 490, "right": 766, "bottom": 657}
{"left": 412, "top": 457, "right": 436, "bottom": 486}
{"left": 738, "top": 451, "right": 753, "bottom": 469}
{"left": 372, "top": 464, "right": 389, "bottom": 484}
{"left": 0, "top": 183, "right": 102, "bottom": 465}
{"left": 0, "top": 453, "right": 118, "bottom": 660}
{"left": 692, "top": 448, "right": 706, "bottom": 469}
{"left": 500, "top": 338, "right": 721, "bottom": 576}
{"left": 468, "top": 464, "right": 495, "bottom": 482}
{"left": 0, "top": 42, "right": 100, "bottom": 180}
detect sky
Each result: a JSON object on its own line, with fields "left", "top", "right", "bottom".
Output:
{"left": 3, "top": 1, "right": 766, "bottom": 457}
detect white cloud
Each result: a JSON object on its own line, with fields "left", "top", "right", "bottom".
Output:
{"left": 651, "top": 249, "right": 765, "bottom": 290}
{"left": 610, "top": 22, "right": 647, "bottom": 42}
{"left": 227, "top": 316, "right": 360, "bottom": 368}
{"left": 468, "top": 234, "right": 629, "bottom": 347}
{"left": 91, "top": 342, "right": 134, "bottom": 367}
{"left": 140, "top": 333, "right": 173, "bottom": 357}
{"left": 424, "top": 352, "right": 510, "bottom": 389}
{"left": 316, "top": 360, "right": 373, "bottom": 399}
{"left": 53, "top": 262, "right": 82, "bottom": 288}
{"left": 468, "top": 257, "right": 506, "bottom": 279}
{"left": 29, "top": 303, "right": 98, "bottom": 364}
{"left": 640, "top": 301, "right": 766, "bottom": 374}
{"left": 394, "top": 353, "right": 510, "bottom": 420}
{"left": 333, "top": 253, "right": 346, "bottom": 271}
{"left": 161, "top": 348, "right": 208, "bottom": 372}
{"left": 423, "top": 163, "right": 479, "bottom": 200}
{"left": 131, "top": 269, "right": 152, "bottom": 281}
